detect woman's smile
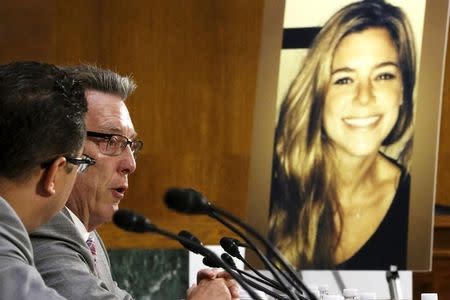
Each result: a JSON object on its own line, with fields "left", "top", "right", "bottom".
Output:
{"left": 342, "top": 115, "right": 381, "bottom": 128}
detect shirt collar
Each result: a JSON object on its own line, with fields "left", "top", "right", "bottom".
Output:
{"left": 66, "top": 206, "right": 92, "bottom": 242}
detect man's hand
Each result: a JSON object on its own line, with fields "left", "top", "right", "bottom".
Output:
{"left": 187, "top": 268, "right": 239, "bottom": 300}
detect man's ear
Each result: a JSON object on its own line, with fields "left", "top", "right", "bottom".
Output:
{"left": 40, "top": 157, "right": 68, "bottom": 196}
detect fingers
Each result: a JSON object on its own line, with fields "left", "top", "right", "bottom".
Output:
{"left": 186, "top": 283, "right": 197, "bottom": 296}
{"left": 224, "top": 278, "right": 239, "bottom": 299}
{"left": 214, "top": 271, "right": 239, "bottom": 297}
{"left": 195, "top": 269, "right": 239, "bottom": 299}
{"left": 215, "top": 270, "right": 234, "bottom": 280}
{"left": 196, "top": 268, "right": 221, "bottom": 283}
{"left": 187, "top": 278, "right": 233, "bottom": 300}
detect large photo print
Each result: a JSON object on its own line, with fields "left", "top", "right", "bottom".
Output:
{"left": 247, "top": 0, "right": 449, "bottom": 270}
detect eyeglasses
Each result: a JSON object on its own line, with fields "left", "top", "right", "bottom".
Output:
{"left": 41, "top": 154, "right": 96, "bottom": 173}
{"left": 65, "top": 155, "right": 96, "bottom": 173}
{"left": 86, "top": 131, "right": 143, "bottom": 158}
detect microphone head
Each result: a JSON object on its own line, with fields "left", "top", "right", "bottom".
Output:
{"left": 221, "top": 253, "right": 237, "bottom": 268}
{"left": 178, "top": 230, "right": 204, "bottom": 255}
{"left": 202, "top": 255, "right": 222, "bottom": 268}
{"left": 113, "top": 209, "right": 154, "bottom": 233}
{"left": 223, "top": 236, "right": 250, "bottom": 249}
{"left": 220, "top": 237, "right": 241, "bottom": 258}
{"left": 164, "top": 188, "right": 211, "bottom": 214}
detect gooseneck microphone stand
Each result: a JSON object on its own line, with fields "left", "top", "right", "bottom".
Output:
{"left": 212, "top": 210, "right": 303, "bottom": 300}
{"left": 113, "top": 209, "right": 264, "bottom": 300}
{"left": 164, "top": 188, "right": 318, "bottom": 300}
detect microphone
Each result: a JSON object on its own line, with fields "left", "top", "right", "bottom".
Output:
{"left": 176, "top": 231, "right": 290, "bottom": 300}
{"left": 201, "top": 253, "right": 289, "bottom": 300}
{"left": 221, "top": 252, "right": 237, "bottom": 268}
{"left": 113, "top": 209, "right": 155, "bottom": 232}
{"left": 164, "top": 188, "right": 211, "bottom": 214}
{"left": 113, "top": 209, "right": 264, "bottom": 300}
{"left": 208, "top": 251, "right": 278, "bottom": 291}
{"left": 164, "top": 188, "right": 317, "bottom": 300}
{"left": 202, "top": 255, "right": 223, "bottom": 268}
{"left": 222, "top": 236, "right": 251, "bottom": 249}
{"left": 178, "top": 229, "right": 282, "bottom": 297}
{"left": 178, "top": 230, "right": 204, "bottom": 255}
{"left": 221, "top": 253, "right": 279, "bottom": 290}
{"left": 113, "top": 209, "right": 209, "bottom": 256}
{"left": 220, "top": 253, "right": 292, "bottom": 300}
{"left": 221, "top": 238, "right": 285, "bottom": 293}
{"left": 223, "top": 236, "right": 301, "bottom": 287}
{"left": 220, "top": 237, "right": 242, "bottom": 258}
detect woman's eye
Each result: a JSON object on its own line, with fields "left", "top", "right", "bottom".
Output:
{"left": 333, "top": 77, "right": 353, "bottom": 85}
{"left": 376, "top": 72, "right": 396, "bottom": 80}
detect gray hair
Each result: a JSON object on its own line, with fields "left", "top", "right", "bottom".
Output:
{"left": 61, "top": 64, "right": 136, "bottom": 100}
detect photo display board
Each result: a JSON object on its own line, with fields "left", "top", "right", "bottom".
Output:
{"left": 246, "top": 0, "right": 450, "bottom": 270}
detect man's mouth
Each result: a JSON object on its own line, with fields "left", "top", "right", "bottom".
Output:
{"left": 112, "top": 186, "right": 128, "bottom": 199}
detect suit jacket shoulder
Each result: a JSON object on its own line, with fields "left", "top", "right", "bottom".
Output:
{"left": 0, "top": 196, "right": 65, "bottom": 299}
{"left": 30, "top": 207, "right": 132, "bottom": 300}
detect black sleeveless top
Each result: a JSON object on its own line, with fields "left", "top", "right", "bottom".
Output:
{"left": 334, "top": 168, "right": 410, "bottom": 270}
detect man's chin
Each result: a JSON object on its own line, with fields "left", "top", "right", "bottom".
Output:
{"left": 112, "top": 203, "right": 120, "bottom": 212}
{"left": 101, "top": 205, "right": 119, "bottom": 224}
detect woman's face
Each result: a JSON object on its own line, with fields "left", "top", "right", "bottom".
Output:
{"left": 323, "top": 27, "right": 403, "bottom": 158}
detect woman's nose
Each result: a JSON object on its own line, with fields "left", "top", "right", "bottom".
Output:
{"left": 355, "top": 79, "right": 375, "bottom": 105}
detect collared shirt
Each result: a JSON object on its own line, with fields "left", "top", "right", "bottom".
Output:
{"left": 66, "top": 207, "right": 91, "bottom": 243}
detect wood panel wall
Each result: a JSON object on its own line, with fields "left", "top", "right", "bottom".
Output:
{"left": 413, "top": 216, "right": 450, "bottom": 299}
{"left": 97, "top": 0, "right": 264, "bottom": 248}
{"left": 0, "top": 0, "right": 263, "bottom": 248}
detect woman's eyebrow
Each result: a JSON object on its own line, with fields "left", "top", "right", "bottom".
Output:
{"left": 331, "top": 67, "right": 354, "bottom": 75}
{"left": 331, "top": 61, "right": 399, "bottom": 75}
{"left": 374, "top": 61, "right": 400, "bottom": 69}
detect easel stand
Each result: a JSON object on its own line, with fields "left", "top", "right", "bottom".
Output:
{"left": 386, "top": 265, "right": 403, "bottom": 299}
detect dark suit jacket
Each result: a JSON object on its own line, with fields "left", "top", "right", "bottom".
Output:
{"left": 30, "top": 207, "right": 133, "bottom": 299}
{"left": 0, "top": 196, "right": 65, "bottom": 299}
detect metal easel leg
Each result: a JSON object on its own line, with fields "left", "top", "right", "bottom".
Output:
{"left": 386, "top": 265, "right": 403, "bottom": 299}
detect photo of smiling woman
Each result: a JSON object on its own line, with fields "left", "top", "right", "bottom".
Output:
{"left": 269, "top": 0, "right": 416, "bottom": 269}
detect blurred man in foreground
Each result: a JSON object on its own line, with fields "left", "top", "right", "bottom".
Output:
{"left": 0, "top": 61, "right": 90, "bottom": 299}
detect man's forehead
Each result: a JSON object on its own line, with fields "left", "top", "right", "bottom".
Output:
{"left": 85, "top": 90, "right": 136, "bottom": 137}
{"left": 86, "top": 90, "right": 125, "bottom": 109}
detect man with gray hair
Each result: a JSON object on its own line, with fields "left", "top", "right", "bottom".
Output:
{"left": 31, "top": 65, "right": 239, "bottom": 300}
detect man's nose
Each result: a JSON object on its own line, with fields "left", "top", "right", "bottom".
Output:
{"left": 118, "top": 146, "right": 137, "bottom": 175}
